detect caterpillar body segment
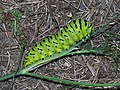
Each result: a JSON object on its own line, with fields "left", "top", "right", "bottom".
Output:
{"left": 24, "top": 19, "right": 94, "bottom": 67}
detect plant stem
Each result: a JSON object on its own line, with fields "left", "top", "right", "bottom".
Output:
{"left": 0, "top": 72, "right": 21, "bottom": 81}
{"left": 66, "top": 49, "right": 97, "bottom": 55}
{"left": 24, "top": 72, "right": 120, "bottom": 87}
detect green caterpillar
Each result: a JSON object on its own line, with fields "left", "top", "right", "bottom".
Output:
{"left": 24, "top": 19, "right": 94, "bottom": 67}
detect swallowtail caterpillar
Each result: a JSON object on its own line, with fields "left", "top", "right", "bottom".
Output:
{"left": 24, "top": 19, "right": 94, "bottom": 67}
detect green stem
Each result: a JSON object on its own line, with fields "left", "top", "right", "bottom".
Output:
{"left": 0, "top": 72, "right": 21, "bottom": 81}
{"left": 24, "top": 72, "right": 120, "bottom": 87}
{"left": 67, "top": 47, "right": 112, "bottom": 55}
{"left": 66, "top": 49, "right": 97, "bottom": 55}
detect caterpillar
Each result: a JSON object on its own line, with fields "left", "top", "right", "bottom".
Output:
{"left": 23, "top": 19, "right": 94, "bottom": 67}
